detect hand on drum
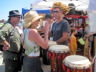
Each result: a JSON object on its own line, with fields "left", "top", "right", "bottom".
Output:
{"left": 42, "top": 21, "right": 49, "bottom": 33}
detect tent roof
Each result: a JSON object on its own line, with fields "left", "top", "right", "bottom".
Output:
{"left": 31, "top": 0, "right": 89, "bottom": 10}
{"left": 22, "top": 0, "right": 89, "bottom": 14}
{"left": 45, "top": 0, "right": 88, "bottom": 1}
{"left": 22, "top": 8, "right": 50, "bottom": 14}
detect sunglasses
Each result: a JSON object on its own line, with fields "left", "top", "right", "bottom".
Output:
{"left": 16, "top": 16, "right": 21, "bottom": 19}
{"left": 52, "top": 10, "right": 61, "bottom": 13}
{"left": 12, "top": 16, "right": 21, "bottom": 19}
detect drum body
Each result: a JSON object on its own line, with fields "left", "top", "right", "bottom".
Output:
{"left": 48, "top": 45, "right": 70, "bottom": 72}
{"left": 62, "top": 55, "right": 91, "bottom": 72}
{"left": 43, "top": 41, "right": 57, "bottom": 65}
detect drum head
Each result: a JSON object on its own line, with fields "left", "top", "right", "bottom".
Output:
{"left": 63, "top": 55, "right": 91, "bottom": 69}
{"left": 48, "top": 41, "right": 57, "bottom": 46}
{"left": 49, "top": 45, "right": 69, "bottom": 53}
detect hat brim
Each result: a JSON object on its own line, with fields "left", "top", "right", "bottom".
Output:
{"left": 23, "top": 16, "right": 43, "bottom": 28}
{"left": 8, "top": 14, "right": 21, "bottom": 17}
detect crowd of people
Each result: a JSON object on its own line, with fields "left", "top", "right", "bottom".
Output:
{"left": 0, "top": 1, "right": 95, "bottom": 72}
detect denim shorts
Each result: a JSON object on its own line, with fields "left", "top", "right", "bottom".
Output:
{"left": 22, "top": 56, "right": 42, "bottom": 72}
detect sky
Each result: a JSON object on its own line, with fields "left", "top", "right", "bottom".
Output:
{"left": 0, "top": 0, "right": 90, "bottom": 20}
{"left": 0, "top": 0, "right": 34, "bottom": 20}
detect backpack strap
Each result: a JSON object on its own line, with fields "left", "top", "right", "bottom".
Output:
{"left": 8, "top": 26, "right": 15, "bottom": 43}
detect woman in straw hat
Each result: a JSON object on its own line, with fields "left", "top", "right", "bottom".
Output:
{"left": 23, "top": 10, "right": 49, "bottom": 72}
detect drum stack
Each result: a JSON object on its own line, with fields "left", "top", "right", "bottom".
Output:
{"left": 47, "top": 44, "right": 92, "bottom": 72}
{"left": 62, "top": 55, "right": 92, "bottom": 72}
{"left": 47, "top": 45, "right": 70, "bottom": 72}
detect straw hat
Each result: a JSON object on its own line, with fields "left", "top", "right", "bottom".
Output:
{"left": 23, "top": 10, "right": 43, "bottom": 28}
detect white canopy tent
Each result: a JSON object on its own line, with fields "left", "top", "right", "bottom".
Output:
{"left": 31, "top": 0, "right": 89, "bottom": 10}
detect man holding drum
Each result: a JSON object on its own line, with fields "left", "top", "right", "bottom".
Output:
{"left": 49, "top": 2, "right": 70, "bottom": 45}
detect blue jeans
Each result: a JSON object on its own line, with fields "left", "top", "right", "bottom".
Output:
{"left": 23, "top": 56, "right": 42, "bottom": 72}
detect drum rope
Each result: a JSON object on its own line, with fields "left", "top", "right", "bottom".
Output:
{"left": 83, "top": 66, "right": 86, "bottom": 72}
{"left": 76, "top": 67, "right": 77, "bottom": 72}
{"left": 56, "top": 53, "right": 58, "bottom": 72}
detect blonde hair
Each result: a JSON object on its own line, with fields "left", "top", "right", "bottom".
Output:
{"left": 52, "top": 2, "right": 70, "bottom": 14}
{"left": 70, "top": 28, "right": 76, "bottom": 35}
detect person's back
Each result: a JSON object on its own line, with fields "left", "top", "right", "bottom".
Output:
{"left": 24, "top": 29, "right": 40, "bottom": 56}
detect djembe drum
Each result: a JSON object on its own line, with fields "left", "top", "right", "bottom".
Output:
{"left": 43, "top": 41, "right": 57, "bottom": 65}
{"left": 62, "top": 55, "right": 91, "bottom": 72}
{"left": 47, "top": 45, "right": 70, "bottom": 72}
{"left": 48, "top": 41, "right": 57, "bottom": 46}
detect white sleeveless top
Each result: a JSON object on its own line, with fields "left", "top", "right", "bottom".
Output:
{"left": 24, "top": 29, "right": 40, "bottom": 56}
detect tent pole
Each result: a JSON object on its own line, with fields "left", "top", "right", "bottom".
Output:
{"left": 30, "top": 4, "right": 32, "bottom": 10}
